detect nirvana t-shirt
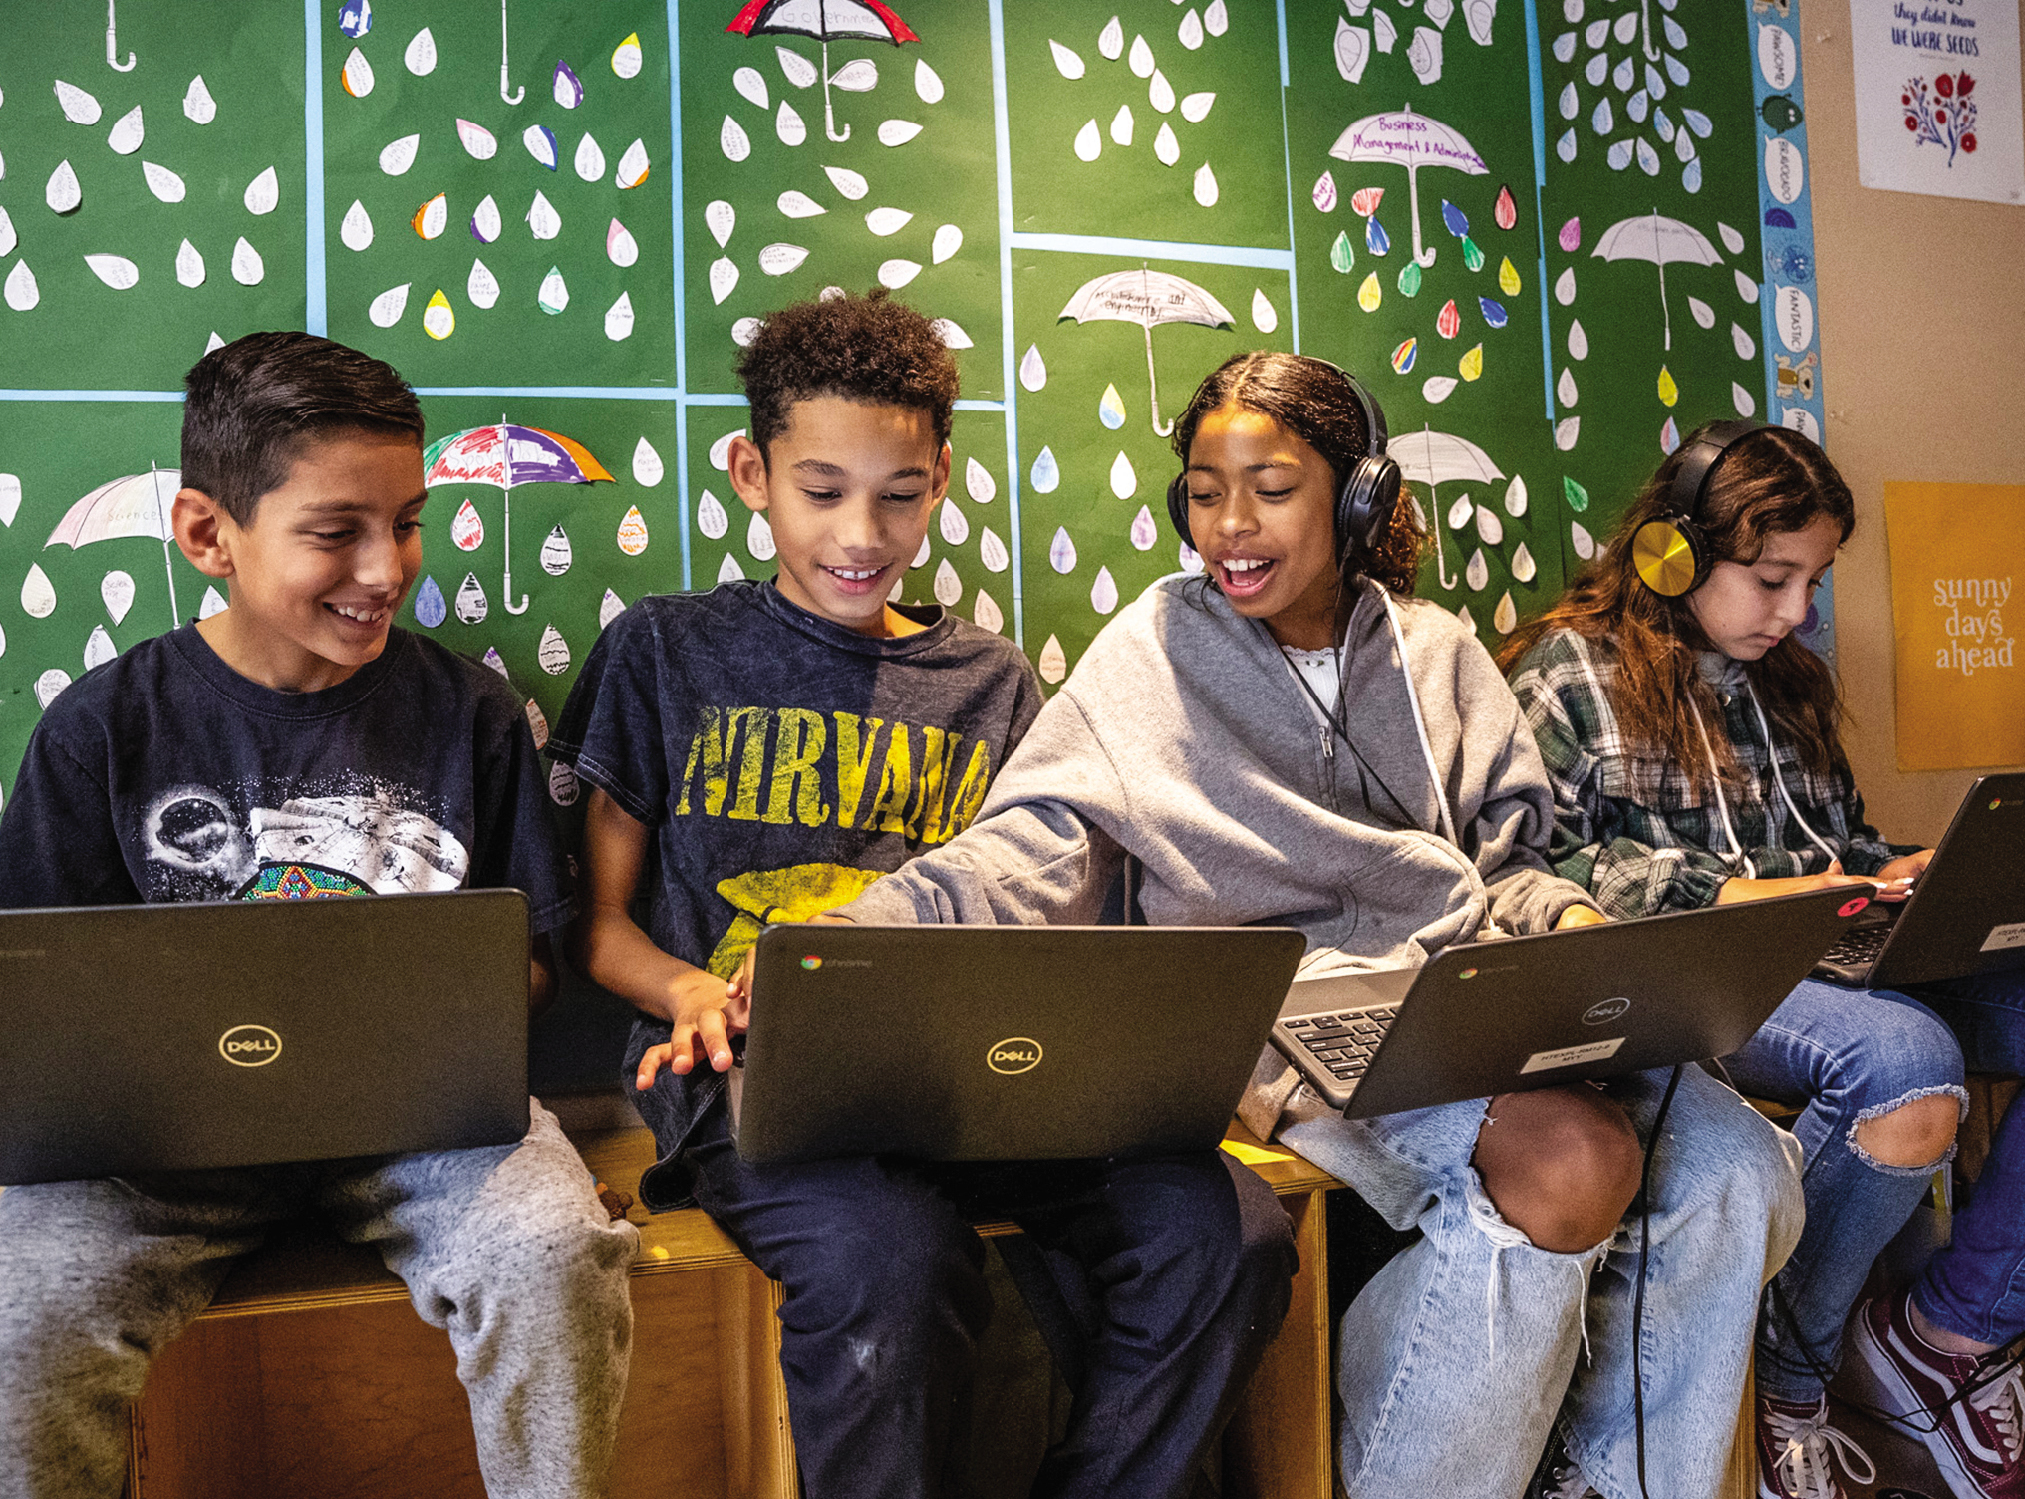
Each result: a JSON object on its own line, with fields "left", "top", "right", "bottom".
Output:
{"left": 0, "top": 625, "right": 571, "bottom": 932}
{"left": 549, "top": 581, "right": 1042, "bottom": 1191}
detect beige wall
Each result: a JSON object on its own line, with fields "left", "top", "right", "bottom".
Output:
{"left": 1802, "top": 5, "right": 2025, "bottom": 845}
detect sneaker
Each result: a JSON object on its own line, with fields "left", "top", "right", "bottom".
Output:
{"left": 1526, "top": 1427, "right": 1600, "bottom": 1499}
{"left": 1756, "top": 1392, "right": 1876, "bottom": 1498}
{"left": 1851, "top": 1288, "right": 2025, "bottom": 1499}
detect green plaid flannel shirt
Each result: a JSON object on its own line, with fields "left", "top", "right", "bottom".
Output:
{"left": 1506, "top": 629, "right": 1915, "bottom": 918}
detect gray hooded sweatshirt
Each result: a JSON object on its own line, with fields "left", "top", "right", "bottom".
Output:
{"left": 840, "top": 574, "right": 1599, "bottom": 1133}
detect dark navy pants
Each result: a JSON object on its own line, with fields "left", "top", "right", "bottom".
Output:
{"left": 679, "top": 1105, "right": 1298, "bottom": 1499}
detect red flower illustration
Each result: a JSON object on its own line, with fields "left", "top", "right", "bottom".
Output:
{"left": 1958, "top": 73, "right": 1976, "bottom": 96}
{"left": 1963, "top": 132, "right": 1979, "bottom": 153}
{"left": 1902, "top": 75, "right": 1979, "bottom": 166}
{"left": 1937, "top": 73, "right": 1955, "bottom": 97}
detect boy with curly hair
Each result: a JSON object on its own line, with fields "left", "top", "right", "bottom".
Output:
{"left": 551, "top": 289, "right": 1295, "bottom": 1499}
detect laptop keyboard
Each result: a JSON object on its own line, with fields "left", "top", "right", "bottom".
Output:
{"left": 1281, "top": 1006, "right": 1399, "bottom": 1084}
{"left": 1819, "top": 921, "right": 1891, "bottom": 968}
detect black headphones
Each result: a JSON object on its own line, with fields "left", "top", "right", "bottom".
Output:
{"left": 1167, "top": 359, "right": 1403, "bottom": 581}
{"left": 1632, "top": 419, "right": 1769, "bottom": 597}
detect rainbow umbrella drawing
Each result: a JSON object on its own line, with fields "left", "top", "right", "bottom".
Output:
{"left": 46, "top": 466, "right": 182, "bottom": 626}
{"left": 1329, "top": 105, "right": 1488, "bottom": 269}
{"left": 1058, "top": 268, "right": 1235, "bottom": 437}
{"left": 1390, "top": 427, "right": 1504, "bottom": 591}
{"left": 725, "top": 0, "right": 920, "bottom": 143}
{"left": 1591, "top": 212, "right": 1723, "bottom": 352}
{"left": 424, "top": 421, "right": 613, "bottom": 615}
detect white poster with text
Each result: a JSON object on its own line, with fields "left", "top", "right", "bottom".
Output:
{"left": 1851, "top": 0, "right": 2024, "bottom": 203}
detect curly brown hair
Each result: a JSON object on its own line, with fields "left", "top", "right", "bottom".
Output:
{"left": 734, "top": 288, "right": 960, "bottom": 458}
{"left": 1496, "top": 423, "right": 1855, "bottom": 788}
{"left": 1169, "top": 351, "right": 1429, "bottom": 595}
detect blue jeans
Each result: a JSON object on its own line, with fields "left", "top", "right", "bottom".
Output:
{"left": 1280, "top": 1064, "right": 1803, "bottom": 1499}
{"left": 1906, "top": 970, "right": 2025, "bottom": 1345}
{"left": 1722, "top": 978, "right": 1968, "bottom": 1401}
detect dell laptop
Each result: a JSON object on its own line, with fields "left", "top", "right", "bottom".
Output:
{"left": 1811, "top": 773, "right": 2025, "bottom": 988}
{"left": 0, "top": 890, "right": 531, "bottom": 1186}
{"left": 1272, "top": 886, "right": 1867, "bottom": 1119}
{"left": 733, "top": 923, "right": 1307, "bottom": 1165}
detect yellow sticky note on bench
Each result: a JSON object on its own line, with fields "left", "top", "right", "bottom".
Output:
{"left": 1221, "top": 1140, "right": 1294, "bottom": 1166}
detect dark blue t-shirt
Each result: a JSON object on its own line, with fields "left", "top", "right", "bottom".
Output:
{"left": 548, "top": 580, "right": 1042, "bottom": 1192}
{"left": 0, "top": 624, "right": 570, "bottom": 932}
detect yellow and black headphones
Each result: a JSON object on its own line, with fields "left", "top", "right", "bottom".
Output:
{"left": 1166, "top": 358, "right": 1403, "bottom": 581}
{"left": 1632, "top": 419, "right": 1768, "bottom": 597}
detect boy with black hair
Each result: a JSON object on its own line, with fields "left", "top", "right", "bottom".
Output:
{"left": 0, "top": 332, "right": 637, "bottom": 1499}
{"left": 553, "top": 288, "right": 1295, "bottom": 1499}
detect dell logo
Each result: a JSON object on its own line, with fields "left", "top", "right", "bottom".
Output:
{"left": 987, "top": 1037, "right": 1043, "bottom": 1075}
{"left": 1582, "top": 998, "right": 1631, "bottom": 1026}
{"left": 218, "top": 1024, "right": 283, "bottom": 1067}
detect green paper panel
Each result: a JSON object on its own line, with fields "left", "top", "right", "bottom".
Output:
{"left": 399, "top": 395, "right": 684, "bottom": 736}
{"left": 322, "top": 1, "right": 677, "bottom": 385}
{"left": 1012, "top": 251, "right": 1293, "bottom": 683}
{"left": 679, "top": 0, "right": 1004, "bottom": 398}
{"left": 1006, "top": 0, "right": 1290, "bottom": 247}
{"left": 1285, "top": 0, "right": 1567, "bottom": 639}
{"left": 0, "top": 4, "right": 307, "bottom": 388}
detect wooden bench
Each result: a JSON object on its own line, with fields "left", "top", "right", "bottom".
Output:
{"left": 124, "top": 1119, "right": 1341, "bottom": 1499}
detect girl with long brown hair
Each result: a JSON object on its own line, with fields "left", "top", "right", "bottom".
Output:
{"left": 1505, "top": 423, "right": 2025, "bottom": 1499}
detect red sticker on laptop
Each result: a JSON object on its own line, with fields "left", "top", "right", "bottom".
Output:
{"left": 1838, "top": 896, "right": 1871, "bottom": 918}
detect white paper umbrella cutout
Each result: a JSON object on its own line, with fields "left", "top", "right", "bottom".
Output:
{"left": 85, "top": 254, "right": 139, "bottom": 290}
{"left": 341, "top": 200, "right": 374, "bottom": 251}
{"left": 467, "top": 258, "right": 501, "bottom": 309}
{"left": 20, "top": 563, "right": 56, "bottom": 618}
{"left": 142, "top": 162, "right": 186, "bottom": 203}
{"left": 47, "top": 161, "right": 83, "bottom": 215}
{"left": 1329, "top": 106, "right": 1488, "bottom": 269}
{"left": 607, "top": 219, "right": 640, "bottom": 267}
{"left": 980, "top": 527, "right": 1009, "bottom": 573}
{"left": 939, "top": 497, "right": 968, "bottom": 545}
{"left": 406, "top": 27, "right": 439, "bottom": 74}
{"left": 244, "top": 166, "right": 279, "bottom": 215}
{"left": 35, "top": 669, "right": 72, "bottom": 708}
{"left": 369, "top": 283, "right": 412, "bottom": 327}
{"left": 1058, "top": 268, "right": 1235, "bottom": 436}
{"left": 697, "top": 490, "right": 729, "bottom": 539}
{"left": 824, "top": 166, "right": 869, "bottom": 199}
{"left": 1590, "top": 212, "right": 1722, "bottom": 351}
{"left": 231, "top": 238, "right": 264, "bottom": 286}
{"left": 175, "top": 240, "right": 204, "bottom": 288}
{"left": 932, "top": 558, "right": 962, "bottom": 607}
{"left": 108, "top": 107, "right": 144, "bottom": 156}
{"left": 1038, "top": 634, "right": 1068, "bottom": 685}
{"left": 632, "top": 437, "right": 665, "bottom": 487}
{"left": 973, "top": 588, "right": 1003, "bottom": 634}
{"left": 183, "top": 76, "right": 217, "bottom": 125}
{"left": 84, "top": 625, "right": 118, "bottom": 671}
{"left": 965, "top": 457, "right": 996, "bottom": 503}
{"left": 5, "top": 261, "right": 41, "bottom": 312}
{"left": 719, "top": 554, "right": 746, "bottom": 584}
{"left": 101, "top": 570, "right": 136, "bottom": 624}
{"left": 55, "top": 81, "right": 102, "bottom": 125}
{"left": 380, "top": 133, "right": 421, "bottom": 175}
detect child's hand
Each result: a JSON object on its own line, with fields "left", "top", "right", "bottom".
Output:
{"left": 634, "top": 971, "right": 744, "bottom": 1091}
{"left": 1872, "top": 849, "right": 1935, "bottom": 901}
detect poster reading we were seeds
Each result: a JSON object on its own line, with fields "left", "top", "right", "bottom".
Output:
{"left": 1851, "top": 0, "right": 2025, "bottom": 203}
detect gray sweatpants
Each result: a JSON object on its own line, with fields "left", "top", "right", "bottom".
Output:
{"left": 0, "top": 1102, "right": 638, "bottom": 1499}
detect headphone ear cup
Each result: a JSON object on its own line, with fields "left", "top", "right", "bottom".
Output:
{"left": 1167, "top": 472, "right": 1193, "bottom": 551}
{"left": 1632, "top": 516, "right": 1709, "bottom": 597}
{"left": 1336, "top": 457, "right": 1404, "bottom": 572}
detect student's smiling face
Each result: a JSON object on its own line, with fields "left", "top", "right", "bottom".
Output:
{"left": 727, "top": 394, "right": 949, "bottom": 638}
{"left": 1181, "top": 404, "right": 1344, "bottom": 649}
{"left": 1686, "top": 514, "right": 1841, "bottom": 661}
{"left": 176, "top": 430, "right": 426, "bottom": 693}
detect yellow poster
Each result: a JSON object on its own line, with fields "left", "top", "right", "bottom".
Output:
{"left": 1885, "top": 481, "right": 2025, "bottom": 772}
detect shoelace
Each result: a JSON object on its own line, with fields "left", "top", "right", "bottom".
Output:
{"left": 1969, "top": 1362, "right": 2025, "bottom": 1466}
{"left": 1765, "top": 1402, "right": 1876, "bottom": 1499}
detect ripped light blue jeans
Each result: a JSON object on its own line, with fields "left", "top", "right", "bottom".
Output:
{"left": 1723, "top": 978, "right": 1968, "bottom": 1403}
{"left": 1281, "top": 1064, "right": 1804, "bottom": 1499}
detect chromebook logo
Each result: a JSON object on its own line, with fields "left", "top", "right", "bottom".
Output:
{"left": 800, "top": 955, "right": 822, "bottom": 970}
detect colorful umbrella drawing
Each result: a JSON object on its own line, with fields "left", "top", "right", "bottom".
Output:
{"left": 1058, "top": 267, "right": 1235, "bottom": 436}
{"left": 1591, "top": 211, "right": 1723, "bottom": 351}
{"left": 725, "top": 0, "right": 920, "bottom": 143}
{"left": 499, "top": 0, "right": 525, "bottom": 104}
{"left": 45, "top": 466, "right": 181, "bottom": 626}
{"left": 106, "top": 0, "right": 135, "bottom": 71}
{"left": 1390, "top": 427, "right": 1504, "bottom": 590}
{"left": 1329, "top": 105, "right": 1488, "bottom": 270}
{"left": 424, "top": 422, "right": 614, "bottom": 614}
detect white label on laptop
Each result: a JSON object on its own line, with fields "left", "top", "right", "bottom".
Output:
{"left": 1520, "top": 1037, "right": 1626, "bottom": 1075}
{"left": 1982, "top": 922, "right": 2025, "bottom": 954}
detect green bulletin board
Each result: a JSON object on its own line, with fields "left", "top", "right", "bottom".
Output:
{"left": 0, "top": 0, "right": 1826, "bottom": 809}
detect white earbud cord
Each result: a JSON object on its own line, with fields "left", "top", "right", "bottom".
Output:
{"left": 1379, "top": 588, "right": 1461, "bottom": 847}
{"left": 1685, "top": 692, "right": 1753, "bottom": 878}
{"left": 1745, "top": 679, "right": 1842, "bottom": 865}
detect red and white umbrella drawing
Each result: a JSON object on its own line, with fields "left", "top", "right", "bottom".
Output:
{"left": 424, "top": 421, "right": 614, "bottom": 615}
{"left": 46, "top": 466, "right": 182, "bottom": 626}
{"left": 726, "top": 0, "right": 920, "bottom": 143}
{"left": 1329, "top": 105, "right": 1488, "bottom": 269}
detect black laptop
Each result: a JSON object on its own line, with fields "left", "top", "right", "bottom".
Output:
{"left": 1272, "top": 887, "right": 1867, "bottom": 1119}
{"left": 1812, "top": 773, "right": 2025, "bottom": 988}
{"left": 0, "top": 891, "right": 531, "bottom": 1185}
{"left": 733, "top": 923, "right": 1306, "bottom": 1165}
